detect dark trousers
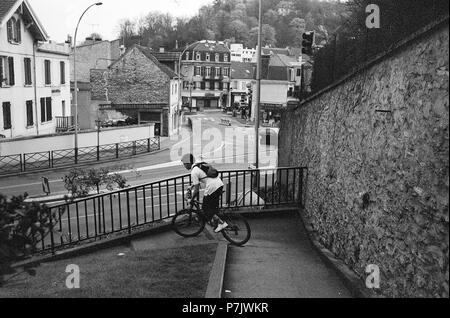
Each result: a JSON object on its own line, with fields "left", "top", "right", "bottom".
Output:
{"left": 203, "top": 187, "right": 223, "bottom": 221}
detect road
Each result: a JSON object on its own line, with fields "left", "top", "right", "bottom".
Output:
{"left": 0, "top": 111, "right": 278, "bottom": 198}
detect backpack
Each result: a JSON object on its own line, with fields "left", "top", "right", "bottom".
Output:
{"left": 194, "top": 162, "right": 219, "bottom": 179}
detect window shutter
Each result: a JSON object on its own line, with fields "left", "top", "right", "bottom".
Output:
{"left": 46, "top": 97, "right": 52, "bottom": 121}
{"left": 40, "top": 98, "right": 45, "bottom": 122}
{"left": 8, "top": 57, "right": 15, "bottom": 86}
{"left": 26, "top": 100, "right": 34, "bottom": 126}
{"left": 15, "top": 19, "right": 21, "bottom": 43}
{"left": 2, "top": 102, "right": 11, "bottom": 130}
{"left": 7, "top": 20, "right": 13, "bottom": 41}
{"left": 60, "top": 61, "right": 65, "bottom": 84}
{"left": 0, "top": 58, "right": 3, "bottom": 88}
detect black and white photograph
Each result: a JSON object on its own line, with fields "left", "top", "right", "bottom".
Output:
{"left": 0, "top": 0, "right": 448, "bottom": 304}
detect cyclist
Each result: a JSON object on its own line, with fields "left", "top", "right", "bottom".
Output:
{"left": 181, "top": 154, "right": 228, "bottom": 233}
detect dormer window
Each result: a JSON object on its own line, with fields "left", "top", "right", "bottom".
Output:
{"left": 185, "top": 52, "right": 190, "bottom": 61}
{"left": 206, "top": 53, "right": 210, "bottom": 62}
{"left": 215, "top": 53, "right": 220, "bottom": 62}
{"left": 196, "top": 52, "right": 201, "bottom": 61}
{"left": 7, "top": 17, "right": 21, "bottom": 44}
{"left": 224, "top": 54, "right": 229, "bottom": 62}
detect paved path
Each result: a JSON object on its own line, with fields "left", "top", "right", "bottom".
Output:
{"left": 222, "top": 213, "right": 352, "bottom": 298}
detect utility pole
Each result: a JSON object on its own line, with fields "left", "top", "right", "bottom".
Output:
{"left": 255, "top": 0, "right": 262, "bottom": 169}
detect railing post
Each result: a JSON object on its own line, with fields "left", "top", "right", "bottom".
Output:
{"left": 147, "top": 138, "right": 151, "bottom": 152}
{"left": 97, "top": 145, "right": 100, "bottom": 161}
{"left": 75, "top": 148, "right": 78, "bottom": 165}
{"left": 116, "top": 143, "right": 119, "bottom": 159}
{"left": 50, "top": 151, "right": 54, "bottom": 168}
{"left": 299, "top": 169, "right": 304, "bottom": 209}
{"left": 132, "top": 141, "right": 137, "bottom": 156}
{"left": 126, "top": 191, "right": 131, "bottom": 234}
{"left": 20, "top": 154, "right": 23, "bottom": 172}
{"left": 49, "top": 210, "right": 56, "bottom": 255}
{"left": 158, "top": 136, "right": 161, "bottom": 150}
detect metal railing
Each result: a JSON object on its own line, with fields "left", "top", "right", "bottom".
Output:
{"left": 56, "top": 116, "right": 75, "bottom": 132}
{"left": 0, "top": 137, "right": 160, "bottom": 176}
{"left": 36, "top": 166, "right": 307, "bottom": 254}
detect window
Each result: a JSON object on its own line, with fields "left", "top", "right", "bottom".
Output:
{"left": 223, "top": 82, "right": 228, "bottom": 90}
{"left": 24, "top": 58, "right": 32, "bottom": 85}
{"left": 44, "top": 60, "right": 51, "bottom": 85}
{"left": 0, "top": 56, "right": 15, "bottom": 87}
{"left": 195, "top": 82, "right": 201, "bottom": 90}
{"left": 297, "top": 68, "right": 301, "bottom": 77}
{"left": 185, "top": 52, "right": 190, "bottom": 60}
{"left": 224, "top": 54, "right": 229, "bottom": 62}
{"left": 205, "top": 81, "right": 210, "bottom": 90}
{"left": 2, "top": 102, "right": 11, "bottom": 130}
{"left": 60, "top": 61, "right": 66, "bottom": 84}
{"left": 196, "top": 52, "right": 201, "bottom": 61}
{"left": 215, "top": 67, "right": 221, "bottom": 77}
{"left": 205, "top": 67, "right": 211, "bottom": 77}
{"left": 223, "top": 67, "right": 229, "bottom": 77}
{"left": 7, "top": 17, "right": 21, "bottom": 43}
{"left": 214, "top": 82, "right": 219, "bottom": 90}
{"left": 40, "top": 97, "right": 52, "bottom": 123}
{"left": 215, "top": 53, "right": 220, "bottom": 62}
{"left": 195, "top": 66, "right": 202, "bottom": 76}
{"left": 206, "top": 53, "right": 210, "bottom": 62}
{"left": 26, "top": 100, "right": 34, "bottom": 126}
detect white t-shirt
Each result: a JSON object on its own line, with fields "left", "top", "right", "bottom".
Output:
{"left": 191, "top": 163, "right": 224, "bottom": 196}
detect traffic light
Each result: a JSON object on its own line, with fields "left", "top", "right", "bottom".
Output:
{"left": 302, "top": 31, "right": 315, "bottom": 55}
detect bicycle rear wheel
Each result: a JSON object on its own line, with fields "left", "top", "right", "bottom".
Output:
{"left": 220, "top": 213, "right": 251, "bottom": 246}
{"left": 172, "top": 209, "right": 206, "bottom": 237}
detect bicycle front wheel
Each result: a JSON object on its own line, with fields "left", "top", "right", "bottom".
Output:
{"left": 220, "top": 213, "right": 251, "bottom": 246}
{"left": 172, "top": 209, "right": 206, "bottom": 237}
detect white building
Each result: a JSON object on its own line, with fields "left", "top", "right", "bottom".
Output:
{"left": 230, "top": 44, "right": 256, "bottom": 63}
{"left": 230, "top": 61, "right": 255, "bottom": 107}
{"left": 0, "top": 0, "right": 71, "bottom": 140}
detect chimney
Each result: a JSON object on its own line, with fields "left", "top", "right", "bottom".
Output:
{"left": 261, "top": 54, "right": 271, "bottom": 80}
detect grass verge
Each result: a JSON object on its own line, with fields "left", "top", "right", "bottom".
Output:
{"left": 0, "top": 243, "right": 217, "bottom": 298}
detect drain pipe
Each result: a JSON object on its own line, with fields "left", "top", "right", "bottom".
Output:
{"left": 33, "top": 41, "right": 39, "bottom": 136}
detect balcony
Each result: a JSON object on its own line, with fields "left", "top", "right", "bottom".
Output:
{"left": 56, "top": 116, "right": 75, "bottom": 132}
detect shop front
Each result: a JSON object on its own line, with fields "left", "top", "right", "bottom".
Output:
{"left": 260, "top": 103, "right": 284, "bottom": 127}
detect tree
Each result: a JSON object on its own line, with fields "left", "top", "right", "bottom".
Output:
{"left": 229, "top": 19, "right": 250, "bottom": 44}
{"left": 249, "top": 24, "right": 277, "bottom": 48}
{"left": 289, "top": 17, "right": 306, "bottom": 47}
{"left": 0, "top": 193, "right": 55, "bottom": 286}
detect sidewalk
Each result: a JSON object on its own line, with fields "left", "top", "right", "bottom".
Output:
{"left": 222, "top": 213, "right": 352, "bottom": 298}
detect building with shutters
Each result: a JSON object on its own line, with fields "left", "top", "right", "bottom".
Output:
{"left": 179, "top": 40, "right": 231, "bottom": 111}
{"left": 0, "top": 0, "right": 71, "bottom": 139}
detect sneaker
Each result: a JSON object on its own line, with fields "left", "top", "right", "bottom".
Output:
{"left": 214, "top": 222, "right": 229, "bottom": 233}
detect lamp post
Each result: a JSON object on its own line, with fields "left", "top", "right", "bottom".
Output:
{"left": 178, "top": 42, "right": 199, "bottom": 120}
{"left": 73, "top": 2, "right": 103, "bottom": 162}
{"left": 255, "top": 0, "right": 262, "bottom": 169}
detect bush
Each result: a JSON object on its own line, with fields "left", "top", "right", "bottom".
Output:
{"left": 63, "top": 167, "right": 128, "bottom": 200}
{"left": 0, "top": 193, "right": 54, "bottom": 285}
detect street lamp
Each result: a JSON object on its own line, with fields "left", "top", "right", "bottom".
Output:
{"left": 255, "top": 0, "right": 262, "bottom": 169}
{"left": 73, "top": 2, "right": 103, "bottom": 162}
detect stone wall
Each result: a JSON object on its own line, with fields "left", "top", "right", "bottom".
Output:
{"left": 279, "top": 20, "right": 449, "bottom": 297}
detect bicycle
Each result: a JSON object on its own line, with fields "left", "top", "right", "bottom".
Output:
{"left": 172, "top": 198, "right": 251, "bottom": 246}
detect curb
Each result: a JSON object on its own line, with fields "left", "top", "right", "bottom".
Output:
{"left": 12, "top": 221, "right": 174, "bottom": 269}
{"left": 296, "top": 209, "right": 379, "bottom": 298}
{"left": 205, "top": 241, "right": 228, "bottom": 298}
{"left": 0, "top": 148, "right": 170, "bottom": 179}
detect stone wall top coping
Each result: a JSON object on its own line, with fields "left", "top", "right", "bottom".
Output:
{"left": 290, "top": 15, "right": 449, "bottom": 112}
